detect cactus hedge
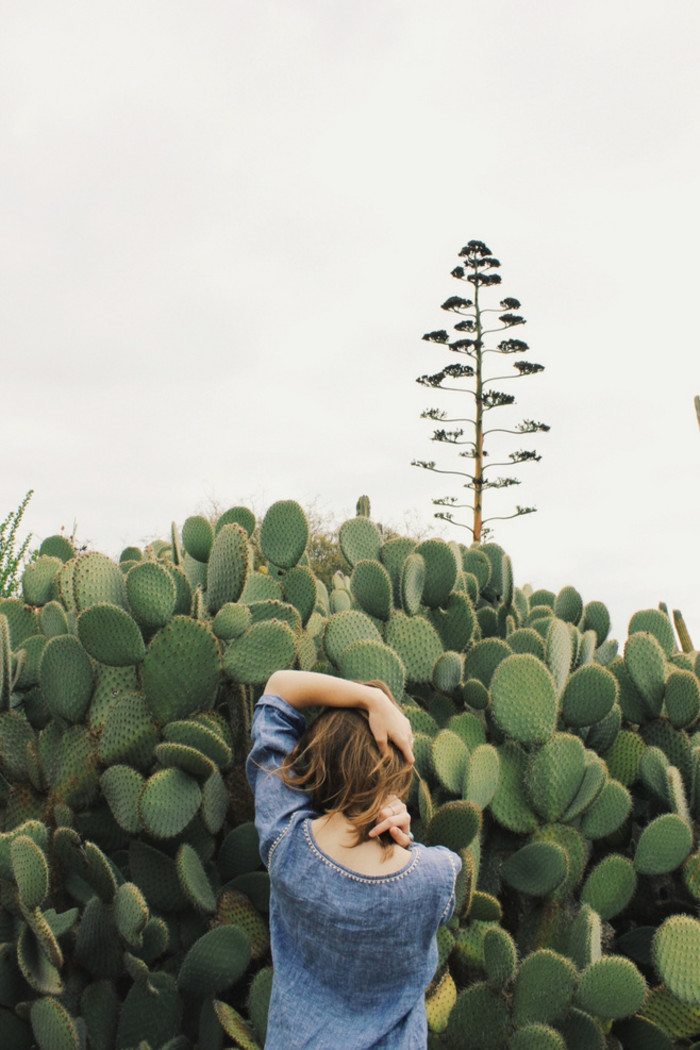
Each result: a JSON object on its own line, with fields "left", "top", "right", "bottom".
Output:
{"left": 1, "top": 498, "right": 700, "bottom": 1049}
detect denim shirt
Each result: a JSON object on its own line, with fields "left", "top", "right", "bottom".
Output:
{"left": 246, "top": 694, "right": 461, "bottom": 1050}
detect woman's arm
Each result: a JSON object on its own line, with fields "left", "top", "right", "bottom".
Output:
{"left": 265, "top": 670, "right": 415, "bottom": 765}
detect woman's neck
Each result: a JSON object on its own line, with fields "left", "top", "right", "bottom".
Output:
{"left": 310, "top": 812, "right": 412, "bottom": 876}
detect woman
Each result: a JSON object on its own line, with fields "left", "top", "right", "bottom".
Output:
{"left": 246, "top": 669, "right": 461, "bottom": 1049}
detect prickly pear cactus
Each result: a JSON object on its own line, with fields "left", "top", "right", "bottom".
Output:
{"left": 1, "top": 502, "right": 699, "bottom": 1049}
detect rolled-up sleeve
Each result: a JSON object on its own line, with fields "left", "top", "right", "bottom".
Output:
{"left": 245, "top": 694, "right": 316, "bottom": 867}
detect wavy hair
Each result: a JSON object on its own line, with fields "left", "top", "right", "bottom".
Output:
{"left": 278, "top": 682, "right": 413, "bottom": 851}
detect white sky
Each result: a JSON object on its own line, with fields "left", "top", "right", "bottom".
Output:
{"left": 2, "top": 1, "right": 699, "bottom": 644}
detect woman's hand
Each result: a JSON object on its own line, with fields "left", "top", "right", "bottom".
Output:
{"left": 366, "top": 689, "right": 415, "bottom": 765}
{"left": 369, "top": 796, "right": 412, "bottom": 847}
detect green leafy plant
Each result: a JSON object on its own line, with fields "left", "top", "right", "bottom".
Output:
{"left": 413, "top": 241, "right": 549, "bottom": 541}
{"left": 0, "top": 490, "right": 33, "bottom": 598}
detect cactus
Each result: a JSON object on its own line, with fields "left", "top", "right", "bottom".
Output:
{"left": 2, "top": 500, "right": 700, "bottom": 1047}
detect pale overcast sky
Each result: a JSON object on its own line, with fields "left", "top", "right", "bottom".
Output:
{"left": 2, "top": 1, "right": 699, "bottom": 643}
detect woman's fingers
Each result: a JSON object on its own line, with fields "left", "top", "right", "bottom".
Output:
{"left": 369, "top": 798, "right": 411, "bottom": 840}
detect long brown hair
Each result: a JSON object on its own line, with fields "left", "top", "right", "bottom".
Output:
{"left": 279, "top": 682, "right": 413, "bottom": 851}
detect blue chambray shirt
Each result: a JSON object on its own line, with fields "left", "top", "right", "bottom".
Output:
{"left": 246, "top": 694, "right": 461, "bottom": 1050}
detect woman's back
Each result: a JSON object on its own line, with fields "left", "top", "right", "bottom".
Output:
{"left": 265, "top": 811, "right": 458, "bottom": 1049}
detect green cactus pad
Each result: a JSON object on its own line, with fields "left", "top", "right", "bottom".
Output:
{"left": 664, "top": 669, "right": 700, "bottom": 729}
{"left": 323, "top": 609, "right": 382, "bottom": 665}
{"left": 464, "top": 638, "right": 511, "bottom": 688}
{"left": 533, "top": 823, "right": 587, "bottom": 899}
{"left": 430, "top": 651, "right": 461, "bottom": 695}
{"left": 501, "top": 841, "right": 568, "bottom": 896}
{"left": 566, "top": 902, "right": 602, "bottom": 970}
{"left": 463, "top": 744, "right": 500, "bottom": 808}
{"left": 162, "top": 720, "right": 232, "bottom": 770}
{"left": 142, "top": 616, "right": 221, "bottom": 722}
{"left": 330, "top": 588, "right": 352, "bottom": 612}
{"left": 259, "top": 500, "right": 308, "bottom": 569}
{"left": 13, "top": 633, "right": 46, "bottom": 690}
{"left": 247, "top": 599, "right": 302, "bottom": 634}
{"left": 581, "top": 601, "right": 611, "bottom": 646}
{"left": 426, "top": 800, "right": 481, "bottom": 852}
{"left": 120, "top": 545, "right": 143, "bottom": 563}
{"left": 629, "top": 609, "right": 675, "bottom": 657}
{"left": 238, "top": 570, "right": 282, "bottom": 604}
{"left": 491, "top": 654, "right": 559, "bottom": 747}
{"left": 139, "top": 768, "right": 202, "bottom": 839}
{"left": 338, "top": 639, "right": 406, "bottom": 701}
{"left": 215, "top": 888, "right": 269, "bottom": 960}
{"left": 10, "top": 833, "right": 49, "bottom": 909}
{"left": 639, "top": 745, "right": 672, "bottom": 805}
{"left": 546, "top": 618, "right": 573, "bottom": 694}
{"left": 349, "top": 559, "right": 393, "bottom": 621}
{"left": 444, "top": 982, "right": 510, "bottom": 1050}
{"left": 206, "top": 523, "right": 250, "bottom": 614}
{"left": 213, "top": 602, "right": 252, "bottom": 640}
{"left": 512, "top": 949, "right": 577, "bottom": 1025}
{"left": 40, "top": 634, "right": 94, "bottom": 722}
{"left": 281, "top": 565, "right": 317, "bottom": 627}
{"left": 634, "top": 813, "right": 692, "bottom": 875}
{"left": 199, "top": 766, "right": 228, "bottom": 834}
{"left": 182, "top": 515, "right": 214, "bottom": 562}
{"left": 555, "top": 1009, "right": 605, "bottom": 1050}
{"left": 379, "top": 613, "right": 440, "bottom": 684}
{"left": 642, "top": 986, "right": 700, "bottom": 1039}
{"left": 224, "top": 619, "right": 297, "bottom": 685}
{"left": 462, "top": 548, "right": 492, "bottom": 590}
{"left": 625, "top": 633, "right": 667, "bottom": 716}
{"left": 580, "top": 779, "right": 631, "bottom": 839}
{"left": 576, "top": 955, "right": 647, "bottom": 1019}
{"left": 39, "top": 534, "right": 75, "bottom": 563}
{"left": 581, "top": 854, "right": 637, "bottom": 920}
{"left": 113, "top": 881, "right": 149, "bottom": 948}
{"left": 78, "top": 602, "right": 146, "bottom": 666}
{"left": 490, "top": 742, "right": 539, "bottom": 833}
{"left": 178, "top": 924, "right": 251, "bottom": 997}
{"left": 218, "top": 822, "right": 261, "bottom": 880}
{"left": 129, "top": 839, "right": 188, "bottom": 912}
{"left": 338, "top": 515, "right": 382, "bottom": 568}
{"left": 216, "top": 505, "right": 256, "bottom": 537}
{"left": 652, "top": 915, "right": 700, "bottom": 1005}
{"left": 30, "top": 997, "right": 79, "bottom": 1050}
{"left": 446, "top": 711, "right": 486, "bottom": 750}
{"left": 462, "top": 677, "right": 490, "bottom": 711}
{"left": 125, "top": 561, "right": 177, "bottom": 628}
{"left": 431, "top": 730, "right": 470, "bottom": 793}
{"left": 175, "top": 842, "right": 216, "bottom": 913}
{"left": 642, "top": 718, "right": 692, "bottom": 782}
{"left": 22, "top": 555, "right": 63, "bottom": 607}
{"left": 400, "top": 553, "right": 426, "bottom": 616}
{"left": 428, "top": 592, "right": 477, "bottom": 652}
{"left": 98, "top": 692, "right": 158, "bottom": 770}
{"left": 155, "top": 741, "right": 215, "bottom": 778}
{"left": 379, "top": 537, "right": 416, "bottom": 601}
{"left": 73, "top": 552, "right": 127, "bottom": 611}
{"left": 483, "top": 926, "right": 517, "bottom": 989}
{"left": 527, "top": 733, "right": 586, "bottom": 821}
{"left": 508, "top": 628, "right": 546, "bottom": 659}
{"left": 509, "top": 1025, "right": 566, "bottom": 1050}
{"left": 477, "top": 605, "right": 499, "bottom": 638}
{"left": 603, "top": 729, "right": 645, "bottom": 786}
{"left": 79, "top": 982, "right": 119, "bottom": 1050}
{"left": 560, "top": 664, "right": 618, "bottom": 727}
{"left": 0, "top": 599, "right": 38, "bottom": 650}
{"left": 213, "top": 1001, "right": 261, "bottom": 1050}
{"left": 553, "top": 585, "right": 584, "bottom": 625}
{"left": 100, "top": 765, "right": 144, "bottom": 833}
{"left": 116, "top": 971, "right": 182, "bottom": 1050}
{"left": 414, "top": 539, "right": 458, "bottom": 608}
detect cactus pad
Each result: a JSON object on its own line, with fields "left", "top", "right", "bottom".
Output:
{"left": 260, "top": 501, "right": 308, "bottom": 568}
{"left": 490, "top": 742, "right": 539, "bottom": 833}
{"left": 176, "top": 843, "right": 216, "bottom": 914}
{"left": 581, "top": 854, "right": 637, "bottom": 920}
{"left": 491, "top": 654, "right": 559, "bottom": 747}
{"left": 126, "top": 561, "right": 177, "bottom": 628}
{"left": 554, "top": 585, "right": 583, "bottom": 624}
{"left": 40, "top": 635, "right": 94, "bottom": 723}
{"left": 73, "top": 552, "right": 126, "bottom": 611}
{"left": 560, "top": 664, "right": 618, "bottom": 727}
{"left": 182, "top": 515, "right": 214, "bottom": 562}
{"left": 652, "top": 915, "right": 700, "bottom": 1005}
{"left": 400, "top": 553, "right": 426, "bottom": 616}
{"left": 206, "top": 523, "right": 250, "bottom": 613}
{"left": 634, "top": 813, "right": 693, "bottom": 875}
{"left": 100, "top": 765, "right": 144, "bottom": 833}
{"left": 415, "top": 539, "right": 458, "bottom": 608}
{"left": 513, "top": 949, "right": 577, "bottom": 1025}
{"left": 178, "top": 925, "right": 251, "bottom": 996}
{"left": 426, "top": 800, "right": 481, "bottom": 852}
{"left": 22, "top": 556, "right": 63, "bottom": 607}
{"left": 527, "top": 733, "right": 585, "bottom": 821}
{"left": 350, "top": 559, "right": 393, "bottom": 621}
{"left": 224, "top": 620, "right": 297, "bottom": 685}
{"left": 431, "top": 730, "right": 469, "bottom": 794}
{"left": 576, "top": 955, "right": 647, "bottom": 1019}
{"left": 142, "top": 616, "right": 221, "bottom": 722}
{"left": 463, "top": 744, "right": 500, "bottom": 809}
{"left": 338, "top": 516, "right": 382, "bottom": 568}
{"left": 625, "top": 633, "right": 667, "bottom": 716}
{"left": 664, "top": 669, "right": 700, "bottom": 729}
{"left": 281, "top": 565, "right": 317, "bottom": 626}
{"left": 78, "top": 602, "right": 146, "bottom": 666}
{"left": 483, "top": 926, "right": 517, "bottom": 989}
{"left": 216, "top": 505, "right": 256, "bottom": 537}
{"left": 338, "top": 639, "right": 406, "bottom": 701}
{"left": 138, "top": 768, "right": 202, "bottom": 839}
{"left": 444, "top": 982, "right": 510, "bottom": 1050}
{"left": 30, "top": 997, "right": 79, "bottom": 1050}
{"left": 501, "top": 841, "right": 568, "bottom": 896}
{"left": 629, "top": 609, "right": 675, "bottom": 657}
